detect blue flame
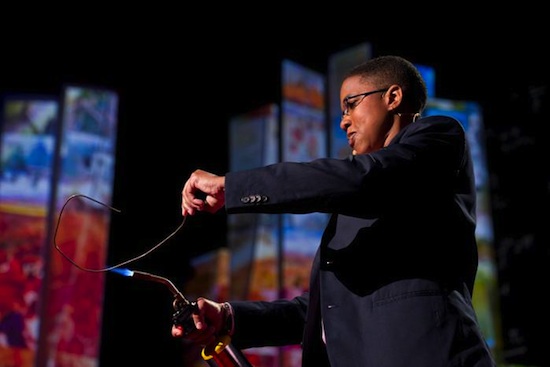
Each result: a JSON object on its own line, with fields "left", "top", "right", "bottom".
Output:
{"left": 110, "top": 268, "right": 134, "bottom": 277}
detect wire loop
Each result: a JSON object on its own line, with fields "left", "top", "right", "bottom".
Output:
{"left": 53, "top": 194, "right": 185, "bottom": 272}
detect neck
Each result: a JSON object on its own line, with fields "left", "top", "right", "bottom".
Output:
{"left": 384, "top": 112, "right": 418, "bottom": 147}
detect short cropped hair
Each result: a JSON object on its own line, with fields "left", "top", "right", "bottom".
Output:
{"left": 344, "top": 55, "right": 428, "bottom": 114}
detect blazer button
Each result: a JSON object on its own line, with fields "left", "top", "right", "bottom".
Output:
{"left": 241, "top": 196, "right": 251, "bottom": 204}
{"left": 261, "top": 196, "right": 268, "bottom": 202}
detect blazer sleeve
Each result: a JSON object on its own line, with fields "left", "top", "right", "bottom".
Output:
{"left": 224, "top": 115, "right": 469, "bottom": 219}
{"left": 229, "top": 294, "right": 308, "bottom": 349}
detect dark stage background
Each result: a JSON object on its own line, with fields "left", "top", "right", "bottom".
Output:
{"left": 1, "top": 18, "right": 547, "bottom": 366}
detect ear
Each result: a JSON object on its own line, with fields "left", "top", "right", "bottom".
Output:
{"left": 385, "top": 84, "right": 403, "bottom": 111}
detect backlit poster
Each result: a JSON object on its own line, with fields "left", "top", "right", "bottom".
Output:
{"left": 281, "top": 59, "right": 328, "bottom": 367}
{"left": 227, "top": 104, "right": 281, "bottom": 367}
{"left": 42, "top": 85, "right": 118, "bottom": 367}
{"left": 0, "top": 96, "right": 59, "bottom": 367}
{"left": 424, "top": 98, "right": 503, "bottom": 360}
{"left": 327, "top": 43, "right": 371, "bottom": 159}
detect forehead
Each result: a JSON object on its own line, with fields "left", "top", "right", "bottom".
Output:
{"left": 340, "top": 75, "right": 374, "bottom": 97}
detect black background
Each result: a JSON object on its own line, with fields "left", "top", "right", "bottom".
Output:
{"left": 1, "top": 15, "right": 547, "bottom": 366}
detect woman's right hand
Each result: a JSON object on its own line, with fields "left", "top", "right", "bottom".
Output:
{"left": 172, "top": 297, "right": 225, "bottom": 347}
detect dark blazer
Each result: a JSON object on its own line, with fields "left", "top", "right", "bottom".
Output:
{"left": 225, "top": 116, "right": 496, "bottom": 367}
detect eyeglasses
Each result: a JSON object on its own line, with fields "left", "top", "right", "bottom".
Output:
{"left": 342, "top": 88, "right": 388, "bottom": 117}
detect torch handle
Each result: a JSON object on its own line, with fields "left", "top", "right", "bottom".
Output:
{"left": 171, "top": 300, "right": 254, "bottom": 367}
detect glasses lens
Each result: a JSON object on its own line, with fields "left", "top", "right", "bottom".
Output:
{"left": 342, "top": 98, "right": 352, "bottom": 116}
{"left": 342, "top": 89, "right": 386, "bottom": 117}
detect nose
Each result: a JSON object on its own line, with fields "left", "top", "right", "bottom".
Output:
{"left": 340, "top": 116, "right": 351, "bottom": 132}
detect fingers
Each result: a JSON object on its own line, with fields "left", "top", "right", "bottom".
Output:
{"left": 181, "top": 174, "right": 205, "bottom": 216}
{"left": 202, "top": 195, "right": 222, "bottom": 214}
{"left": 192, "top": 309, "right": 207, "bottom": 331}
{"left": 172, "top": 324, "right": 184, "bottom": 337}
{"left": 172, "top": 297, "right": 221, "bottom": 346}
{"left": 181, "top": 170, "right": 225, "bottom": 216}
{"left": 171, "top": 324, "right": 216, "bottom": 346}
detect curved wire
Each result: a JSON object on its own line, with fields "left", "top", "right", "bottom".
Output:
{"left": 53, "top": 193, "right": 185, "bottom": 272}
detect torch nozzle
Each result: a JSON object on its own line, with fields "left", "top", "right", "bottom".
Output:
{"left": 110, "top": 268, "right": 189, "bottom": 305}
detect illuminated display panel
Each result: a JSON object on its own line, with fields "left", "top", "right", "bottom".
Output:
{"left": 415, "top": 63, "right": 436, "bottom": 98}
{"left": 424, "top": 98, "right": 503, "bottom": 359}
{"left": 0, "top": 95, "right": 59, "bottom": 367}
{"left": 328, "top": 43, "right": 371, "bottom": 159}
{"left": 227, "top": 104, "right": 281, "bottom": 367}
{"left": 42, "top": 85, "right": 118, "bottom": 367}
{"left": 280, "top": 59, "right": 329, "bottom": 367}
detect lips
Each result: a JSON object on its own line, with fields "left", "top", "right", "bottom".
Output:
{"left": 347, "top": 132, "right": 356, "bottom": 148}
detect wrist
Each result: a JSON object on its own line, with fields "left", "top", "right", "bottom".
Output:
{"left": 220, "top": 302, "right": 234, "bottom": 337}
